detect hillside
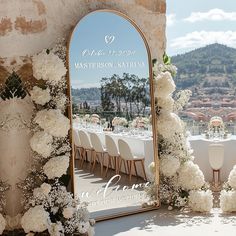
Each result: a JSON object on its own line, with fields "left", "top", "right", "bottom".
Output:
{"left": 171, "top": 43, "right": 236, "bottom": 89}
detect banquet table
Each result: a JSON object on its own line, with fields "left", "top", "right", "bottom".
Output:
{"left": 73, "top": 125, "right": 154, "bottom": 179}
{"left": 189, "top": 135, "right": 236, "bottom": 182}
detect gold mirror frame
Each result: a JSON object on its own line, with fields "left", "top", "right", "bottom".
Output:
{"left": 66, "top": 9, "right": 159, "bottom": 221}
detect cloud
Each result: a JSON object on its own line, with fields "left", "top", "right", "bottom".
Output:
{"left": 184, "top": 8, "right": 236, "bottom": 22}
{"left": 167, "top": 14, "right": 176, "bottom": 26}
{"left": 170, "top": 31, "right": 236, "bottom": 49}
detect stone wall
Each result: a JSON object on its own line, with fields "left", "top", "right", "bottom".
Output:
{"left": 0, "top": 0, "right": 166, "bottom": 66}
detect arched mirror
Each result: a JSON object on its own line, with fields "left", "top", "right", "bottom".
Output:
{"left": 68, "top": 10, "right": 159, "bottom": 220}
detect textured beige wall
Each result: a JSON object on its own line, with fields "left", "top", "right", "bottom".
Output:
{"left": 0, "top": 0, "right": 166, "bottom": 65}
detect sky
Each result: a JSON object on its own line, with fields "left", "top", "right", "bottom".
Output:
{"left": 166, "top": 0, "right": 236, "bottom": 56}
{"left": 69, "top": 12, "right": 149, "bottom": 89}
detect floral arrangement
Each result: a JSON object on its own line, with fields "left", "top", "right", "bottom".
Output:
{"left": 17, "top": 40, "right": 94, "bottom": 235}
{"left": 112, "top": 116, "right": 128, "bottom": 127}
{"left": 0, "top": 181, "right": 9, "bottom": 234}
{"left": 220, "top": 165, "right": 236, "bottom": 212}
{"left": 146, "top": 56, "right": 213, "bottom": 212}
{"left": 90, "top": 114, "right": 100, "bottom": 124}
{"left": 130, "top": 117, "right": 150, "bottom": 129}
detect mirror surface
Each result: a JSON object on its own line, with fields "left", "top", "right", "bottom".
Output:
{"left": 69, "top": 10, "right": 157, "bottom": 219}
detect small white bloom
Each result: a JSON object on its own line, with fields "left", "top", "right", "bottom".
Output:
{"left": 168, "top": 206, "right": 173, "bottom": 211}
{"left": 30, "top": 86, "right": 51, "bottom": 105}
{"left": 188, "top": 190, "right": 213, "bottom": 212}
{"left": 62, "top": 207, "right": 75, "bottom": 219}
{"left": 30, "top": 131, "right": 53, "bottom": 158}
{"left": 21, "top": 206, "right": 50, "bottom": 233}
{"left": 0, "top": 213, "right": 6, "bottom": 235}
{"left": 43, "top": 155, "right": 69, "bottom": 179}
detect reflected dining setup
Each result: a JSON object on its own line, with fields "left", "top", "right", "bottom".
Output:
{"left": 73, "top": 123, "right": 153, "bottom": 181}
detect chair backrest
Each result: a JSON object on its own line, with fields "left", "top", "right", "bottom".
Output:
{"left": 90, "top": 133, "right": 104, "bottom": 153}
{"left": 208, "top": 143, "right": 224, "bottom": 170}
{"left": 78, "top": 130, "right": 92, "bottom": 149}
{"left": 105, "top": 135, "right": 119, "bottom": 157}
{"left": 118, "top": 139, "right": 134, "bottom": 160}
{"left": 73, "top": 129, "right": 81, "bottom": 147}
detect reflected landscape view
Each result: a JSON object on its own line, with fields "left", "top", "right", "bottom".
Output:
{"left": 69, "top": 11, "right": 156, "bottom": 218}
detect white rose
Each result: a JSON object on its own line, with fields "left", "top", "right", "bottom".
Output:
{"left": 43, "top": 155, "right": 69, "bottom": 179}
{"left": 30, "top": 131, "right": 53, "bottom": 158}
{"left": 30, "top": 86, "right": 51, "bottom": 105}
{"left": 21, "top": 206, "right": 50, "bottom": 233}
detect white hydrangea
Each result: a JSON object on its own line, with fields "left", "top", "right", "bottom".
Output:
{"left": 48, "top": 221, "right": 64, "bottom": 236}
{"left": 157, "top": 112, "right": 183, "bottom": 139}
{"left": 188, "top": 190, "right": 213, "bottom": 212}
{"left": 34, "top": 109, "right": 70, "bottom": 138}
{"left": 160, "top": 155, "right": 180, "bottom": 177}
{"left": 0, "top": 213, "right": 6, "bottom": 235}
{"left": 32, "top": 50, "right": 67, "bottom": 84}
{"left": 220, "top": 190, "right": 236, "bottom": 212}
{"left": 228, "top": 165, "right": 236, "bottom": 189}
{"left": 154, "top": 71, "right": 175, "bottom": 98}
{"left": 33, "top": 183, "right": 52, "bottom": 199}
{"left": 43, "top": 155, "right": 69, "bottom": 179}
{"left": 157, "top": 96, "right": 174, "bottom": 112}
{"left": 21, "top": 206, "right": 50, "bottom": 233}
{"left": 178, "top": 161, "right": 205, "bottom": 190}
{"left": 30, "top": 86, "right": 51, "bottom": 105}
{"left": 54, "top": 93, "right": 67, "bottom": 111}
{"left": 30, "top": 131, "right": 53, "bottom": 158}
{"left": 63, "top": 207, "right": 75, "bottom": 219}
{"left": 77, "top": 221, "right": 90, "bottom": 234}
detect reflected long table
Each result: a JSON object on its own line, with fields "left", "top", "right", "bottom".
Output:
{"left": 189, "top": 135, "right": 236, "bottom": 182}
{"left": 73, "top": 125, "right": 154, "bottom": 179}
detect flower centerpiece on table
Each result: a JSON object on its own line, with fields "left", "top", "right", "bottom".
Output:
{"left": 131, "top": 117, "right": 150, "bottom": 129}
{"left": 112, "top": 117, "right": 128, "bottom": 127}
{"left": 90, "top": 114, "right": 100, "bottom": 124}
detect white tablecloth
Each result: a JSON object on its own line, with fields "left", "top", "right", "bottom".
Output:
{"left": 189, "top": 135, "right": 236, "bottom": 181}
{"left": 74, "top": 127, "right": 154, "bottom": 179}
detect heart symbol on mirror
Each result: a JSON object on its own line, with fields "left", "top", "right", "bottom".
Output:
{"left": 105, "top": 35, "right": 115, "bottom": 44}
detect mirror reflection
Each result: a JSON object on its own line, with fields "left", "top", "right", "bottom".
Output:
{"left": 69, "top": 11, "right": 156, "bottom": 218}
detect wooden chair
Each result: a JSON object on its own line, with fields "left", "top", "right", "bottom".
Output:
{"left": 118, "top": 139, "right": 147, "bottom": 182}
